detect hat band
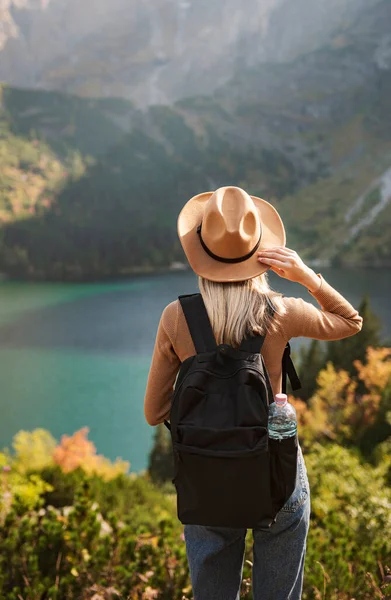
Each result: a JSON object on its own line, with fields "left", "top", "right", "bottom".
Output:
{"left": 196, "top": 223, "right": 262, "bottom": 264}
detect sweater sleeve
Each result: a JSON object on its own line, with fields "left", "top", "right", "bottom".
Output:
{"left": 280, "top": 273, "right": 363, "bottom": 341}
{"left": 144, "top": 302, "right": 181, "bottom": 426}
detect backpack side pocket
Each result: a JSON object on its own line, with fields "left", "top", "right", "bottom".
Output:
{"left": 279, "top": 448, "right": 309, "bottom": 513}
{"left": 269, "top": 434, "right": 298, "bottom": 514}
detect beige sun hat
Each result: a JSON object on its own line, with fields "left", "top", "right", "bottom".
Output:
{"left": 177, "top": 186, "right": 286, "bottom": 282}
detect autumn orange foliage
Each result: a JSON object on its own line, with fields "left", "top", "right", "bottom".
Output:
{"left": 290, "top": 347, "right": 391, "bottom": 448}
{"left": 53, "top": 427, "right": 130, "bottom": 480}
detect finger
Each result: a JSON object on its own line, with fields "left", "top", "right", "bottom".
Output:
{"left": 259, "top": 245, "right": 293, "bottom": 251}
{"left": 258, "top": 252, "right": 294, "bottom": 263}
{"left": 275, "top": 246, "right": 296, "bottom": 254}
{"left": 259, "top": 254, "right": 290, "bottom": 264}
{"left": 258, "top": 257, "right": 291, "bottom": 268}
{"left": 258, "top": 247, "right": 294, "bottom": 257}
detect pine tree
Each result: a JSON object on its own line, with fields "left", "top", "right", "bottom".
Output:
{"left": 295, "top": 339, "right": 326, "bottom": 402}
{"left": 325, "top": 294, "right": 382, "bottom": 375}
{"left": 148, "top": 424, "right": 174, "bottom": 485}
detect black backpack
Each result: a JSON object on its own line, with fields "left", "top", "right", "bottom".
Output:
{"left": 164, "top": 293, "right": 301, "bottom": 531}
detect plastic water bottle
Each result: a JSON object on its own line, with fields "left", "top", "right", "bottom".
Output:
{"left": 268, "top": 393, "right": 297, "bottom": 440}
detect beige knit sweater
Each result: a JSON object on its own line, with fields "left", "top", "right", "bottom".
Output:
{"left": 144, "top": 274, "right": 363, "bottom": 426}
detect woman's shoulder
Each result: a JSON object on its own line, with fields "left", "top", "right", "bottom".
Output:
{"left": 161, "top": 295, "right": 204, "bottom": 324}
{"left": 160, "top": 299, "right": 179, "bottom": 319}
{"left": 159, "top": 299, "right": 180, "bottom": 333}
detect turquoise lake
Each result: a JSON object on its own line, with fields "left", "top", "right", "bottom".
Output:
{"left": 0, "top": 268, "right": 390, "bottom": 472}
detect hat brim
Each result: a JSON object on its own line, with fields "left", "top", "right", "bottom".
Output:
{"left": 177, "top": 191, "right": 286, "bottom": 282}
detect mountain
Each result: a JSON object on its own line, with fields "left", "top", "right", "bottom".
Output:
{"left": 0, "top": 86, "right": 300, "bottom": 278}
{"left": 0, "top": 1, "right": 391, "bottom": 279}
{"left": 0, "top": 0, "right": 381, "bottom": 106}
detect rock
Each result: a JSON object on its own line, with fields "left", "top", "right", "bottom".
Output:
{"left": 0, "top": 0, "right": 382, "bottom": 106}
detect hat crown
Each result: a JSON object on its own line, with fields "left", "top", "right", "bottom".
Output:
{"left": 177, "top": 184, "right": 285, "bottom": 282}
{"left": 202, "top": 187, "right": 261, "bottom": 260}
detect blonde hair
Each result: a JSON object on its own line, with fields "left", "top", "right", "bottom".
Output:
{"left": 198, "top": 272, "right": 286, "bottom": 348}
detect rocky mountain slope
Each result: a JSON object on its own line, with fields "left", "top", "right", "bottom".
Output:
{"left": 0, "top": 0, "right": 381, "bottom": 106}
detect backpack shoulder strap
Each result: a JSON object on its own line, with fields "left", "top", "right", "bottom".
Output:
{"left": 282, "top": 343, "right": 301, "bottom": 393}
{"left": 239, "top": 334, "right": 265, "bottom": 353}
{"left": 278, "top": 294, "right": 302, "bottom": 394}
{"left": 178, "top": 293, "right": 217, "bottom": 353}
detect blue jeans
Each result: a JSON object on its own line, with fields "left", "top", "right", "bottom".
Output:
{"left": 184, "top": 444, "right": 310, "bottom": 600}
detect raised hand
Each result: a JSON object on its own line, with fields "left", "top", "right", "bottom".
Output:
{"left": 257, "top": 246, "right": 321, "bottom": 292}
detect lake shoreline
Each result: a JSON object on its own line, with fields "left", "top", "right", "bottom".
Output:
{"left": 1, "top": 259, "right": 391, "bottom": 283}
{"left": 0, "top": 262, "right": 188, "bottom": 284}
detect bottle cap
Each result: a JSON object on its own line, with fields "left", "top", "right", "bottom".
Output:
{"left": 275, "top": 393, "right": 288, "bottom": 405}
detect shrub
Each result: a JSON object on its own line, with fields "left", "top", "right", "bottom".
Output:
{"left": 53, "top": 427, "right": 130, "bottom": 481}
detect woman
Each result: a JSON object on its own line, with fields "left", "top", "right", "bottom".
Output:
{"left": 144, "top": 186, "right": 363, "bottom": 600}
